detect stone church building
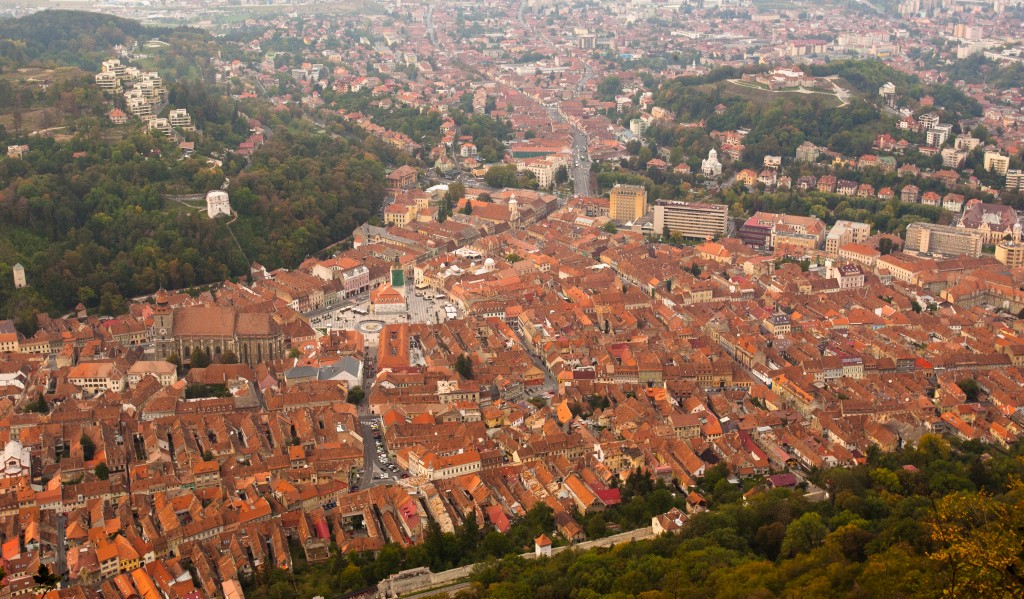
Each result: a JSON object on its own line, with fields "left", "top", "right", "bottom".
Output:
{"left": 153, "top": 304, "right": 284, "bottom": 367}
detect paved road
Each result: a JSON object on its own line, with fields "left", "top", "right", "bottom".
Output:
{"left": 571, "top": 129, "right": 593, "bottom": 196}
{"left": 426, "top": 4, "right": 437, "bottom": 46}
{"left": 353, "top": 414, "right": 410, "bottom": 491}
{"left": 402, "top": 582, "right": 473, "bottom": 599}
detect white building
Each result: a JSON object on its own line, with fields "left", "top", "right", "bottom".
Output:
{"left": 879, "top": 82, "right": 896, "bottom": 106}
{"left": 206, "top": 190, "right": 231, "bottom": 219}
{"left": 985, "top": 152, "right": 1010, "bottom": 176}
{"left": 535, "top": 534, "right": 552, "bottom": 558}
{"left": 701, "top": 149, "right": 722, "bottom": 177}
{"left": 926, "top": 124, "right": 952, "bottom": 147}
{"left": 12, "top": 263, "right": 26, "bottom": 289}
{"left": 1, "top": 441, "right": 30, "bottom": 479}
{"left": 168, "top": 108, "right": 194, "bottom": 130}
{"left": 127, "top": 361, "right": 179, "bottom": 388}
{"left": 147, "top": 118, "right": 173, "bottom": 136}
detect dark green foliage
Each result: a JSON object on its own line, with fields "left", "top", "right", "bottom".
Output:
{"left": 464, "top": 437, "right": 1024, "bottom": 598}
{"left": 189, "top": 348, "right": 211, "bottom": 369}
{"left": 0, "top": 19, "right": 392, "bottom": 323}
{"left": 243, "top": 503, "right": 558, "bottom": 599}
{"left": 484, "top": 164, "right": 518, "bottom": 188}
{"left": 597, "top": 76, "right": 623, "bottom": 101}
{"left": 23, "top": 397, "right": 48, "bottom": 413}
{"left": 185, "top": 383, "right": 228, "bottom": 399}
{"left": 454, "top": 354, "right": 474, "bottom": 380}
{"left": 346, "top": 386, "right": 364, "bottom": 405}
{"left": 80, "top": 433, "right": 95, "bottom": 461}
{"left": 726, "top": 190, "right": 944, "bottom": 236}
{"left": 94, "top": 462, "right": 109, "bottom": 480}
{"left": 804, "top": 59, "right": 982, "bottom": 120}
{"left": 0, "top": 10, "right": 165, "bottom": 71}
{"left": 231, "top": 127, "right": 384, "bottom": 269}
{"left": 943, "top": 54, "right": 1024, "bottom": 93}
{"left": 554, "top": 165, "right": 569, "bottom": 186}
{"left": 956, "top": 378, "right": 980, "bottom": 402}
{"left": 32, "top": 564, "right": 58, "bottom": 590}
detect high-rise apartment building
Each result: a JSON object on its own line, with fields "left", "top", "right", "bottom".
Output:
{"left": 653, "top": 200, "right": 728, "bottom": 240}
{"left": 905, "top": 222, "right": 983, "bottom": 258}
{"left": 609, "top": 184, "right": 648, "bottom": 223}
{"left": 825, "top": 221, "right": 872, "bottom": 256}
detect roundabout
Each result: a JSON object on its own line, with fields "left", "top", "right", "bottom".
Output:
{"left": 357, "top": 320, "right": 385, "bottom": 334}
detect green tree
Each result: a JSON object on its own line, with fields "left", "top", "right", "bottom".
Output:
{"left": 780, "top": 512, "right": 828, "bottom": 558}
{"left": 24, "top": 397, "right": 48, "bottom": 413}
{"left": 80, "top": 433, "right": 96, "bottom": 461}
{"left": 347, "top": 386, "right": 365, "bottom": 405}
{"left": 598, "top": 76, "right": 623, "bottom": 101}
{"left": 878, "top": 237, "right": 895, "bottom": 256}
{"left": 190, "top": 347, "right": 211, "bottom": 369}
{"left": 454, "top": 354, "right": 474, "bottom": 380}
{"left": 956, "top": 378, "right": 981, "bottom": 402}
{"left": 446, "top": 181, "right": 466, "bottom": 204}
{"left": 94, "top": 462, "right": 109, "bottom": 480}
{"left": 484, "top": 164, "right": 518, "bottom": 188}
{"left": 554, "top": 165, "right": 569, "bottom": 185}
{"left": 33, "top": 564, "right": 58, "bottom": 591}
{"left": 931, "top": 482, "right": 1024, "bottom": 598}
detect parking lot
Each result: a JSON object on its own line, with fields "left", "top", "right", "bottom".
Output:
{"left": 352, "top": 414, "right": 410, "bottom": 491}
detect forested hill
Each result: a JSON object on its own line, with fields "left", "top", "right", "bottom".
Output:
{"left": 462, "top": 437, "right": 1024, "bottom": 599}
{"left": 0, "top": 12, "right": 391, "bottom": 333}
{"left": 0, "top": 10, "right": 180, "bottom": 71}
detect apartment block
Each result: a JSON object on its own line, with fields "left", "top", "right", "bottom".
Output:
{"left": 95, "top": 71, "right": 120, "bottom": 92}
{"left": 148, "top": 118, "right": 173, "bottom": 136}
{"left": 825, "top": 221, "right": 871, "bottom": 256}
{"left": 926, "top": 124, "right": 952, "bottom": 147}
{"left": 1006, "top": 169, "right": 1024, "bottom": 192}
{"left": 995, "top": 240, "right": 1024, "bottom": 268}
{"left": 985, "top": 152, "right": 1010, "bottom": 176}
{"left": 653, "top": 200, "right": 728, "bottom": 240}
{"left": 941, "top": 148, "right": 967, "bottom": 169}
{"left": 905, "top": 222, "right": 983, "bottom": 258}
{"left": 168, "top": 108, "right": 194, "bottom": 130}
{"left": 609, "top": 184, "right": 648, "bottom": 223}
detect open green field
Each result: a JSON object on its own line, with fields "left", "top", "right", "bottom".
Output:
{"left": 0, "top": 66, "right": 86, "bottom": 85}
{"left": 696, "top": 80, "right": 845, "bottom": 109}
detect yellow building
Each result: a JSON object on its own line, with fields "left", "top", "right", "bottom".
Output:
{"left": 995, "top": 240, "right": 1024, "bottom": 268}
{"left": 384, "top": 202, "right": 417, "bottom": 227}
{"left": 609, "top": 184, "right": 647, "bottom": 223}
{"left": 984, "top": 152, "right": 1010, "bottom": 176}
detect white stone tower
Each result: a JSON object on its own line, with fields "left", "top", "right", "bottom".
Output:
{"left": 206, "top": 190, "right": 231, "bottom": 219}
{"left": 12, "top": 263, "right": 26, "bottom": 289}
